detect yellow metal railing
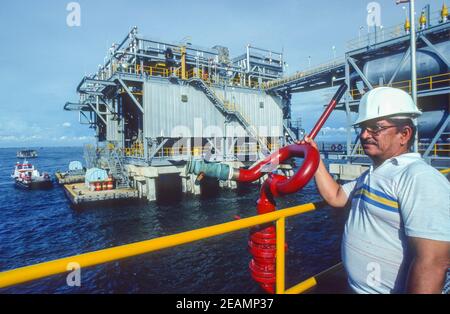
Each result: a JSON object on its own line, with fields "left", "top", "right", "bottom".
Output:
{"left": 350, "top": 72, "right": 450, "bottom": 98}
{"left": 124, "top": 141, "right": 144, "bottom": 158}
{"left": 263, "top": 57, "right": 345, "bottom": 90}
{"left": 419, "top": 143, "right": 450, "bottom": 157}
{"left": 160, "top": 146, "right": 210, "bottom": 157}
{"left": 346, "top": 9, "right": 446, "bottom": 50}
{"left": 0, "top": 202, "right": 319, "bottom": 293}
{"left": 349, "top": 143, "right": 365, "bottom": 156}
{"left": 155, "top": 143, "right": 280, "bottom": 158}
{"left": 111, "top": 61, "right": 264, "bottom": 89}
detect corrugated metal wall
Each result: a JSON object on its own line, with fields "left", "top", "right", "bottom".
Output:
{"left": 106, "top": 113, "right": 120, "bottom": 142}
{"left": 143, "top": 80, "right": 283, "bottom": 139}
{"left": 215, "top": 87, "right": 283, "bottom": 137}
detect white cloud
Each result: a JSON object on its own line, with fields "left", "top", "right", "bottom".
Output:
{"left": 62, "top": 122, "right": 71, "bottom": 128}
{"left": 0, "top": 135, "right": 18, "bottom": 141}
{"left": 321, "top": 126, "right": 352, "bottom": 134}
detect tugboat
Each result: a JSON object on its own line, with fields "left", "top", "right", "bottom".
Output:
{"left": 16, "top": 150, "right": 38, "bottom": 158}
{"left": 11, "top": 160, "right": 52, "bottom": 189}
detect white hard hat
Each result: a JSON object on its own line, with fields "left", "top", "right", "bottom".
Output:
{"left": 353, "top": 87, "right": 422, "bottom": 126}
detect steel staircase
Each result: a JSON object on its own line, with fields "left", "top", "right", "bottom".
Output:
{"left": 283, "top": 121, "right": 298, "bottom": 144}
{"left": 108, "top": 149, "right": 130, "bottom": 188}
{"left": 188, "top": 78, "right": 269, "bottom": 158}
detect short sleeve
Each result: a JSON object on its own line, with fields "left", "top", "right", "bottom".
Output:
{"left": 341, "top": 179, "right": 357, "bottom": 198}
{"left": 397, "top": 169, "right": 450, "bottom": 241}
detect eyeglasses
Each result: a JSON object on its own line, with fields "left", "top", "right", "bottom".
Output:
{"left": 354, "top": 124, "right": 398, "bottom": 136}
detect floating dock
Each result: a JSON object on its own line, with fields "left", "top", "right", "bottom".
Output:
{"left": 63, "top": 183, "right": 138, "bottom": 205}
{"left": 55, "top": 172, "right": 85, "bottom": 185}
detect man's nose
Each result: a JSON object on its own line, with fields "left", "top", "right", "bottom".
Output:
{"left": 360, "top": 128, "right": 372, "bottom": 140}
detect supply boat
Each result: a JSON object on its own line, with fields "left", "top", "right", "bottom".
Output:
{"left": 12, "top": 160, "right": 52, "bottom": 189}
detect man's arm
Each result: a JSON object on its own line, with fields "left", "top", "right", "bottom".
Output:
{"left": 301, "top": 137, "right": 349, "bottom": 208}
{"left": 406, "top": 237, "right": 450, "bottom": 294}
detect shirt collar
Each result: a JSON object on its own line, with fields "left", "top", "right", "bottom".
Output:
{"left": 370, "top": 153, "right": 421, "bottom": 172}
{"left": 390, "top": 153, "right": 421, "bottom": 166}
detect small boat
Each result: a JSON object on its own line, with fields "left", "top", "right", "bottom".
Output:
{"left": 12, "top": 160, "right": 52, "bottom": 189}
{"left": 16, "top": 150, "right": 38, "bottom": 158}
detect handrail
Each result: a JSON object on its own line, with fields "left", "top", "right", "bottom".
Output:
{"left": 263, "top": 57, "right": 345, "bottom": 90}
{"left": 346, "top": 9, "right": 447, "bottom": 50}
{"left": 350, "top": 72, "right": 450, "bottom": 98}
{"left": 116, "top": 62, "right": 264, "bottom": 90}
{"left": 0, "top": 202, "right": 318, "bottom": 293}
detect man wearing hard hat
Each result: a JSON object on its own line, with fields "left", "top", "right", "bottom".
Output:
{"left": 302, "top": 87, "right": 450, "bottom": 294}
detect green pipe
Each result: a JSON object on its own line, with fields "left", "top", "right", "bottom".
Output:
{"left": 186, "top": 159, "right": 232, "bottom": 181}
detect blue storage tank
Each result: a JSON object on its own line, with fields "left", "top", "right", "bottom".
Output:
{"left": 69, "top": 161, "right": 83, "bottom": 172}
{"left": 85, "top": 168, "right": 108, "bottom": 185}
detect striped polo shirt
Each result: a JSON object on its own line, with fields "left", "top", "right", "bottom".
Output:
{"left": 341, "top": 153, "right": 450, "bottom": 294}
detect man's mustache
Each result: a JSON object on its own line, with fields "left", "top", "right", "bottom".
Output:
{"left": 361, "top": 140, "right": 377, "bottom": 145}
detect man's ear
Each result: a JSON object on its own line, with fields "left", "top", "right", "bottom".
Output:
{"left": 400, "top": 126, "right": 413, "bottom": 146}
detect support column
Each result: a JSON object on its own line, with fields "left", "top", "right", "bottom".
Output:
{"left": 189, "top": 174, "right": 201, "bottom": 195}
{"left": 146, "top": 177, "right": 157, "bottom": 201}
{"left": 409, "top": 0, "right": 419, "bottom": 153}
{"left": 345, "top": 56, "right": 353, "bottom": 158}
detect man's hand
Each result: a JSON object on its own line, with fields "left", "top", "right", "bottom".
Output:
{"left": 296, "top": 136, "right": 349, "bottom": 208}
{"left": 296, "top": 136, "right": 319, "bottom": 150}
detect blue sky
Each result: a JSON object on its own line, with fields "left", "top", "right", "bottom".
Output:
{"left": 0, "top": 0, "right": 438, "bottom": 147}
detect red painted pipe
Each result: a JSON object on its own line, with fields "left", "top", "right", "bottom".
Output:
{"left": 308, "top": 83, "right": 347, "bottom": 140}
{"left": 238, "top": 83, "right": 347, "bottom": 193}
{"left": 243, "top": 84, "right": 347, "bottom": 294}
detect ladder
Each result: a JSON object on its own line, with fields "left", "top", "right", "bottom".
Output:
{"left": 108, "top": 149, "right": 130, "bottom": 188}
{"left": 283, "top": 121, "right": 298, "bottom": 144}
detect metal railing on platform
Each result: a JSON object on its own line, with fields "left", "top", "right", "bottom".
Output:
{"left": 154, "top": 144, "right": 280, "bottom": 158}
{"left": 346, "top": 9, "right": 446, "bottom": 50}
{"left": 110, "top": 63, "right": 263, "bottom": 89}
{"left": 419, "top": 143, "right": 450, "bottom": 157}
{"left": 350, "top": 72, "right": 450, "bottom": 98}
{"left": 263, "top": 57, "right": 345, "bottom": 90}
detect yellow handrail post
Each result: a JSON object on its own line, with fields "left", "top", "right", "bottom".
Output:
{"left": 181, "top": 46, "right": 187, "bottom": 80}
{"left": 276, "top": 217, "right": 285, "bottom": 294}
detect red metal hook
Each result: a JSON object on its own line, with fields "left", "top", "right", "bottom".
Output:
{"left": 242, "top": 83, "right": 347, "bottom": 293}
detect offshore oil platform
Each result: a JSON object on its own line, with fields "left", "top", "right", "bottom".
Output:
{"left": 64, "top": 27, "right": 297, "bottom": 202}
{"left": 64, "top": 3, "right": 450, "bottom": 203}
